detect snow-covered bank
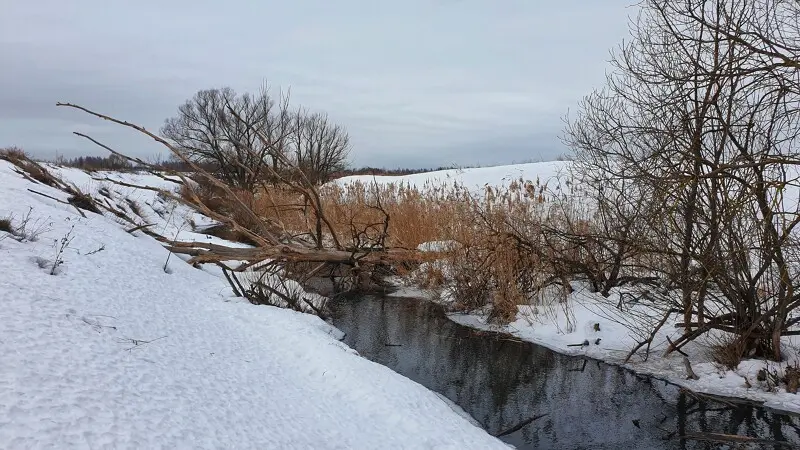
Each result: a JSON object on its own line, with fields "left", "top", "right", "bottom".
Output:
{"left": 334, "top": 161, "right": 571, "bottom": 193}
{"left": 434, "top": 286, "right": 800, "bottom": 416}
{"left": 362, "top": 160, "right": 800, "bottom": 416}
{"left": 0, "top": 161, "right": 506, "bottom": 449}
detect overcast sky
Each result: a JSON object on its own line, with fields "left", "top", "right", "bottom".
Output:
{"left": 0, "top": 0, "right": 633, "bottom": 169}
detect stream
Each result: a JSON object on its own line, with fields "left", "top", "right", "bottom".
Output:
{"left": 328, "top": 295, "right": 800, "bottom": 449}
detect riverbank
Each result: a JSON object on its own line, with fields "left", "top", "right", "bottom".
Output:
{"left": 330, "top": 294, "right": 800, "bottom": 448}
{"left": 0, "top": 161, "right": 507, "bottom": 449}
{"left": 388, "top": 285, "right": 800, "bottom": 416}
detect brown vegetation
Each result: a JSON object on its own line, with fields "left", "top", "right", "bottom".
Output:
{"left": 1, "top": 147, "right": 59, "bottom": 187}
{"left": 0, "top": 216, "right": 12, "bottom": 234}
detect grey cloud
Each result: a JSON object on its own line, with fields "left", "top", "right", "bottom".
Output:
{"left": 1, "top": 0, "right": 632, "bottom": 167}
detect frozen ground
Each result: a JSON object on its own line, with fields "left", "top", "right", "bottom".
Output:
{"left": 0, "top": 161, "right": 507, "bottom": 449}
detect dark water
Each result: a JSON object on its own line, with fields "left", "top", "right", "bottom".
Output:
{"left": 328, "top": 296, "right": 800, "bottom": 450}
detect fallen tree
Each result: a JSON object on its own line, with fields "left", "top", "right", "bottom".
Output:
{"left": 56, "top": 101, "right": 427, "bottom": 306}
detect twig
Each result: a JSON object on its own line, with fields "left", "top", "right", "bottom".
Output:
{"left": 683, "top": 356, "right": 700, "bottom": 380}
{"left": 117, "top": 335, "right": 168, "bottom": 352}
{"left": 126, "top": 223, "right": 155, "bottom": 234}
{"left": 84, "top": 244, "right": 106, "bottom": 255}
{"left": 27, "top": 188, "right": 66, "bottom": 204}
{"left": 81, "top": 317, "right": 117, "bottom": 332}
{"left": 666, "top": 335, "right": 689, "bottom": 357}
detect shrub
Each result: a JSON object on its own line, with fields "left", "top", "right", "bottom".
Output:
{"left": 0, "top": 216, "right": 12, "bottom": 234}
{"left": 68, "top": 192, "right": 101, "bottom": 214}
{"left": 709, "top": 333, "right": 748, "bottom": 371}
{"left": 11, "top": 208, "right": 50, "bottom": 242}
{"left": 0, "top": 147, "right": 59, "bottom": 187}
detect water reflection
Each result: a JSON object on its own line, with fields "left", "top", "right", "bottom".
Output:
{"left": 329, "top": 296, "right": 800, "bottom": 449}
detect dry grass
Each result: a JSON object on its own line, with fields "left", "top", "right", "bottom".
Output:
{"left": 0, "top": 215, "right": 12, "bottom": 243}
{"left": 0, "top": 207, "right": 51, "bottom": 242}
{"left": 181, "top": 172, "right": 582, "bottom": 323}
{"left": 183, "top": 177, "right": 477, "bottom": 249}
{"left": 0, "top": 147, "right": 59, "bottom": 187}
{"left": 436, "top": 185, "right": 557, "bottom": 321}
{"left": 0, "top": 216, "right": 12, "bottom": 234}
{"left": 319, "top": 181, "right": 473, "bottom": 249}
{"left": 709, "top": 332, "right": 748, "bottom": 370}
{"left": 318, "top": 177, "right": 559, "bottom": 321}
{"left": 0, "top": 146, "right": 27, "bottom": 162}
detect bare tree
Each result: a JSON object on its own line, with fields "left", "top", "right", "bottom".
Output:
{"left": 564, "top": 0, "right": 800, "bottom": 361}
{"left": 161, "top": 85, "right": 292, "bottom": 190}
{"left": 290, "top": 110, "right": 351, "bottom": 185}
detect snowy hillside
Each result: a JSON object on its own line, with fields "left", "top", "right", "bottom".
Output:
{"left": 0, "top": 160, "right": 506, "bottom": 449}
{"left": 333, "top": 161, "right": 571, "bottom": 192}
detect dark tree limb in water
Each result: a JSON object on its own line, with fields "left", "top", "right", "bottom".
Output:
{"left": 680, "top": 431, "right": 792, "bottom": 448}
{"left": 493, "top": 413, "right": 549, "bottom": 437}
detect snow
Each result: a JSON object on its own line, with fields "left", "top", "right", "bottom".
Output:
{"left": 416, "top": 240, "right": 458, "bottom": 252}
{"left": 333, "top": 161, "right": 571, "bottom": 194}
{"left": 0, "top": 161, "right": 506, "bottom": 449}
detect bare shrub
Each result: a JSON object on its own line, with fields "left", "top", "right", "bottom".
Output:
{"left": 0, "top": 147, "right": 59, "bottom": 187}
{"left": 68, "top": 192, "right": 101, "bottom": 214}
{"left": 0, "top": 216, "right": 12, "bottom": 234}
{"left": 563, "top": 0, "right": 800, "bottom": 360}
{"left": 708, "top": 332, "right": 748, "bottom": 371}
{"left": 422, "top": 179, "right": 556, "bottom": 322}
{"left": 50, "top": 225, "right": 75, "bottom": 275}
{"left": 447, "top": 248, "right": 494, "bottom": 313}
{"left": 13, "top": 208, "right": 51, "bottom": 242}
{"left": 236, "top": 265, "right": 328, "bottom": 317}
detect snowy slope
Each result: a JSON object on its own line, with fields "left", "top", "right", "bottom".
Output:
{"left": 0, "top": 161, "right": 506, "bottom": 449}
{"left": 333, "top": 161, "right": 571, "bottom": 193}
